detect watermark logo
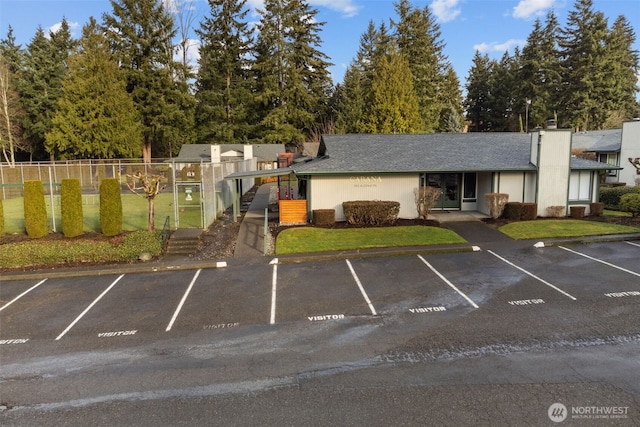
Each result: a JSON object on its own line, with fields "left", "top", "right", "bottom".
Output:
{"left": 548, "top": 402, "right": 630, "bottom": 422}
{"left": 549, "top": 403, "right": 568, "bottom": 423}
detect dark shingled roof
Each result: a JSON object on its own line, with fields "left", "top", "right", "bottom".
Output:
{"left": 574, "top": 129, "right": 622, "bottom": 152}
{"left": 292, "top": 133, "right": 616, "bottom": 175}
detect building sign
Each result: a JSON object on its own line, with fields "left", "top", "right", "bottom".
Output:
{"left": 349, "top": 176, "right": 382, "bottom": 188}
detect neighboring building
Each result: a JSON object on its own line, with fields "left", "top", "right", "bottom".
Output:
{"left": 291, "top": 130, "right": 618, "bottom": 221}
{"left": 585, "top": 120, "right": 640, "bottom": 186}
{"left": 173, "top": 143, "right": 286, "bottom": 170}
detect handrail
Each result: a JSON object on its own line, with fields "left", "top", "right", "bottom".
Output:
{"left": 161, "top": 215, "right": 171, "bottom": 251}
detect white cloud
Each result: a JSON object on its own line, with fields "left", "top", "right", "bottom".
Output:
{"left": 47, "top": 21, "right": 81, "bottom": 39}
{"left": 512, "top": 0, "right": 555, "bottom": 19}
{"left": 431, "top": 0, "right": 462, "bottom": 23}
{"left": 474, "top": 38, "right": 526, "bottom": 54}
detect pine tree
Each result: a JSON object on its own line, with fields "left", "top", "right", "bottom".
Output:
{"left": 18, "top": 22, "right": 73, "bottom": 160}
{"left": 437, "top": 63, "right": 465, "bottom": 132}
{"left": 605, "top": 15, "right": 639, "bottom": 125}
{"left": 464, "top": 51, "right": 493, "bottom": 132}
{"left": 253, "top": 0, "right": 333, "bottom": 146}
{"left": 195, "top": 0, "right": 253, "bottom": 144}
{"left": 392, "top": 0, "right": 448, "bottom": 132}
{"left": 487, "top": 52, "right": 519, "bottom": 131}
{"left": 45, "top": 18, "right": 143, "bottom": 159}
{"left": 363, "top": 46, "right": 422, "bottom": 134}
{"left": 558, "top": 0, "right": 612, "bottom": 130}
{"left": 103, "top": 0, "right": 194, "bottom": 161}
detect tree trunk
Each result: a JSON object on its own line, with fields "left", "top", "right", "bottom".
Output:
{"left": 148, "top": 197, "right": 155, "bottom": 232}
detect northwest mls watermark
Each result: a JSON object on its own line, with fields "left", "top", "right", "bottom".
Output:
{"left": 548, "top": 402, "right": 630, "bottom": 423}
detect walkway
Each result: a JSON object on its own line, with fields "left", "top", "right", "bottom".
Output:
{"left": 234, "top": 184, "right": 276, "bottom": 258}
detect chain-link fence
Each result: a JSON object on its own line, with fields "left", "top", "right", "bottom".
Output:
{"left": 1, "top": 158, "right": 255, "bottom": 233}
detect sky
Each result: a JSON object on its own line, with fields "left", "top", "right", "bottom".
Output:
{"left": 1, "top": 0, "right": 639, "bottom": 90}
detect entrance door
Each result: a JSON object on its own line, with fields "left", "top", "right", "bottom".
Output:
{"left": 425, "top": 173, "right": 461, "bottom": 209}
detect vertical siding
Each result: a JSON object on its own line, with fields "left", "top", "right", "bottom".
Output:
{"left": 497, "top": 172, "right": 525, "bottom": 203}
{"left": 310, "top": 174, "right": 419, "bottom": 221}
{"left": 620, "top": 121, "right": 640, "bottom": 187}
{"left": 535, "top": 130, "right": 572, "bottom": 216}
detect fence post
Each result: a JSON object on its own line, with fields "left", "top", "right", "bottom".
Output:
{"left": 263, "top": 207, "right": 268, "bottom": 256}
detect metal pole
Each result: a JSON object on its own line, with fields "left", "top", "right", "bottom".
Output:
{"left": 263, "top": 207, "right": 268, "bottom": 256}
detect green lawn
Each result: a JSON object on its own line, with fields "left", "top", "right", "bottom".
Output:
{"left": 2, "top": 192, "right": 202, "bottom": 234}
{"left": 276, "top": 226, "right": 466, "bottom": 255}
{"left": 499, "top": 219, "right": 640, "bottom": 240}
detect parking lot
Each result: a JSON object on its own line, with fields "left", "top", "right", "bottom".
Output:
{"left": 1, "top": 241, "right": 639, "bottom": 348}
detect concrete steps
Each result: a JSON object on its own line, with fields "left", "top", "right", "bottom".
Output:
{"left": 165, "top": 229, "right": 202, "bottom": 256}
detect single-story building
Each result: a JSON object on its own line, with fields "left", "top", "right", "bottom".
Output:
{"left": 290, "top": 129, "right": 622, "bottom": 221}
{"left": 584, "top": 120, "right": 640, "bottom": 186}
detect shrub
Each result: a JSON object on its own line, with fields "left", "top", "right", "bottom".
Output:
{"left": 313, "top": 209, "right": 335, "bottom": 226}
{"left": 0, "top": 197, "right": 4, "bottom": 235}
{"left": 619, "top": 193, "right": 640, "bottom": 217}
{"left": 546, "top": 206, "right": 565, "bottom": 218}
{"left": 599, "top": 186, "right": 639, "bottom": 210}
{"left": 521, "top": 203, "right": 537, "bottom": 220}
{"left": 100, "top": 178, "right": 123, "bottom": 237}
{"left": 61, "top": 179, "right": 84, "bottom": 238}
{"left": 570, "top": 206, "right": 586, "bottom": 218}
{"left": 23, "top": 180, "right": 48, "bottom": 238}
{"left": 503, "top": 202, "right": 523, "bottom": 220}
{"left": 485, "top": 193, "right": 508, "bottom": 219}
{"left": 342, "top": 201, "right": 400, "bottom": 225}
{"left": 589, "top": 202, "right": 604, "bottom": 216}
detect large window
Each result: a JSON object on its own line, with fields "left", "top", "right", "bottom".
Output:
{"left": 569, "top": 171, "right": 591, "bottom": 201}
{"left": 463, "top": 173, "right": 477, "bottom": 201}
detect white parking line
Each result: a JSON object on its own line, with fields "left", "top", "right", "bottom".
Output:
{"left": 559, "top": 246, "right": 640, "bottom": 278}
{"left": 417, "top": 255, "right": 479, "bottom": 309}
{"left": 626, "top": 241, "right": 640, "bottom": 248}
{"left": 56, "top": 274, "right": 125, "bottom": 340}
{"left": 166, "top": 269, "right": 202, "bottom": 332}
{"left": 488, "top": 250, "right": 577, "bottom": 301}
{"left": 270, "top": 264, "right": 277, "bottom": 325}
{"left": 345, "top": 260, "right": 377, "bottom": 315}
{"left": 0, "top": 279, "right": 47, "bottom": 312}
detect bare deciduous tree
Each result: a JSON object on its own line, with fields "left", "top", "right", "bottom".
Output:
{"left": 127, "top": 172, "right": 167, "bottom": 232}
{"left": 414, "top": 186, "right": 441, "bottom": 219}
{"left": 0, "top": 58, "right": 23, "bottom": 166}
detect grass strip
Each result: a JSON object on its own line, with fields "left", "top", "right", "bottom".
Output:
{"left": 276, "top": 225, "right": 466, "bottom": 255}
{"left": 499, "top": 219, "right": 640, "bottom": 240}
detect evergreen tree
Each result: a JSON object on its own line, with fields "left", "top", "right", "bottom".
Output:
{"left": 103, "top": 0, "right": 194, "bottom": 161}
{"left": 0, "top": 27, "right": 23, "bottom": 74}
{"left": 558, "top": 0, "right": 612, "bottom": 130}
{"left": 605, "top": 15, "right": 639, "bottom": 125}
{"left": 253, "top": 0, "right": 333, "bottom": 146}
{"left": 487, "top": 52, "right": 519, "bottom": 131}
{"left": 45, "top": 18, "right": 143, "bottom": 159}
{"left": 0, "top": 27, "right": 25, "bottom": 164}
{"left": 518, "top": 12, "right": 562, "bottom": 130}
{"left": 437, "top": 63, "right": 465, "bottom": 132}
{"left": 363, "top": 46, "right": 422, "bottom": 134}
{"left": 464, "top": 51, "right": 493, "bottom": 132}
{"left": 392, "top": 0, "right": 448, "bottom": 132}
{"left": 195, "top": 0, "right": 253, "bottom": 144}
{"left": 18, "top": 22, "right": 73, "bottom": 160}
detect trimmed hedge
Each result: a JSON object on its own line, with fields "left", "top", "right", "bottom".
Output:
{"left": 0, "top": 197, "right": 4, "bottom": 235}
{"left": 620, "top": 193, "right": 640, "bottom": 217}
{"left": 61, "top": 179, "right": 84, "bottom": 238}
{"left": 342, "top": 200, "right": 400, "bottom": 225}
{"left": 503, "top": 202, "right": 537, "bottom": 220}
{"left": 313, "top": 209, "right": 335, "bottom": 226}
{"left": 100, "top": 178, "right": 123, "bottom": 237}
{"left": 24, "top": 180, "right": 48, "bottom": 238}
{"left": 599, "top": 186, "right": 639, "bottom": 210}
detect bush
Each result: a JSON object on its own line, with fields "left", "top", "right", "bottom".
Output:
{"left": 61, "top": 179, "right": 84, "bottom": 238}
{"left": 0, "top": 197, "right": 4, "bottom": 235}
{"left": 589, "top": 202, "right": 604, "bottom": 216}
{"left": 546, "top": 206, "right": 565, "bottom": 218}
{"left": 342, "top": 201, "right": 400, "bottom": 225}
{"left": 503, "top": 202, "right": 523, "bottom": 220}
{"left": 599, "top": 186, "right": 639, "bottom": 210}
{"left": 521, "top": 203, "right": 537, "bottom": 220}
{"left": 23, "top": 180, "right": 48, "bottom": 238}
{"left": 619, "top": 193, "right": 640, "bottom": 217}
{"left": 414, "top": 186, "right": 441, "bottom": 219}
{"left": 100, "top": 178, "right": 123, "bottom": 237}
{"left": 485, "top": 193, "right": 508, "bottom": 219}
{"left": 313, "top": 209, "right": 335, "bottom": 226}
{"left": 570, "top": 206, "right": 586, "bottom": 219}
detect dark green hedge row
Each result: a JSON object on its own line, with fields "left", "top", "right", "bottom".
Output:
{"left": 599, "top": 186, "right": 640, "bottom": 210}
{"left": 343, "top": 200, "right": 400, "bottom": 225}
{"left": 100, "top": 178, "right": 123, "bottom": 237}
{"left": 24, "top": 180, "right": 48, "bottom": 238}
